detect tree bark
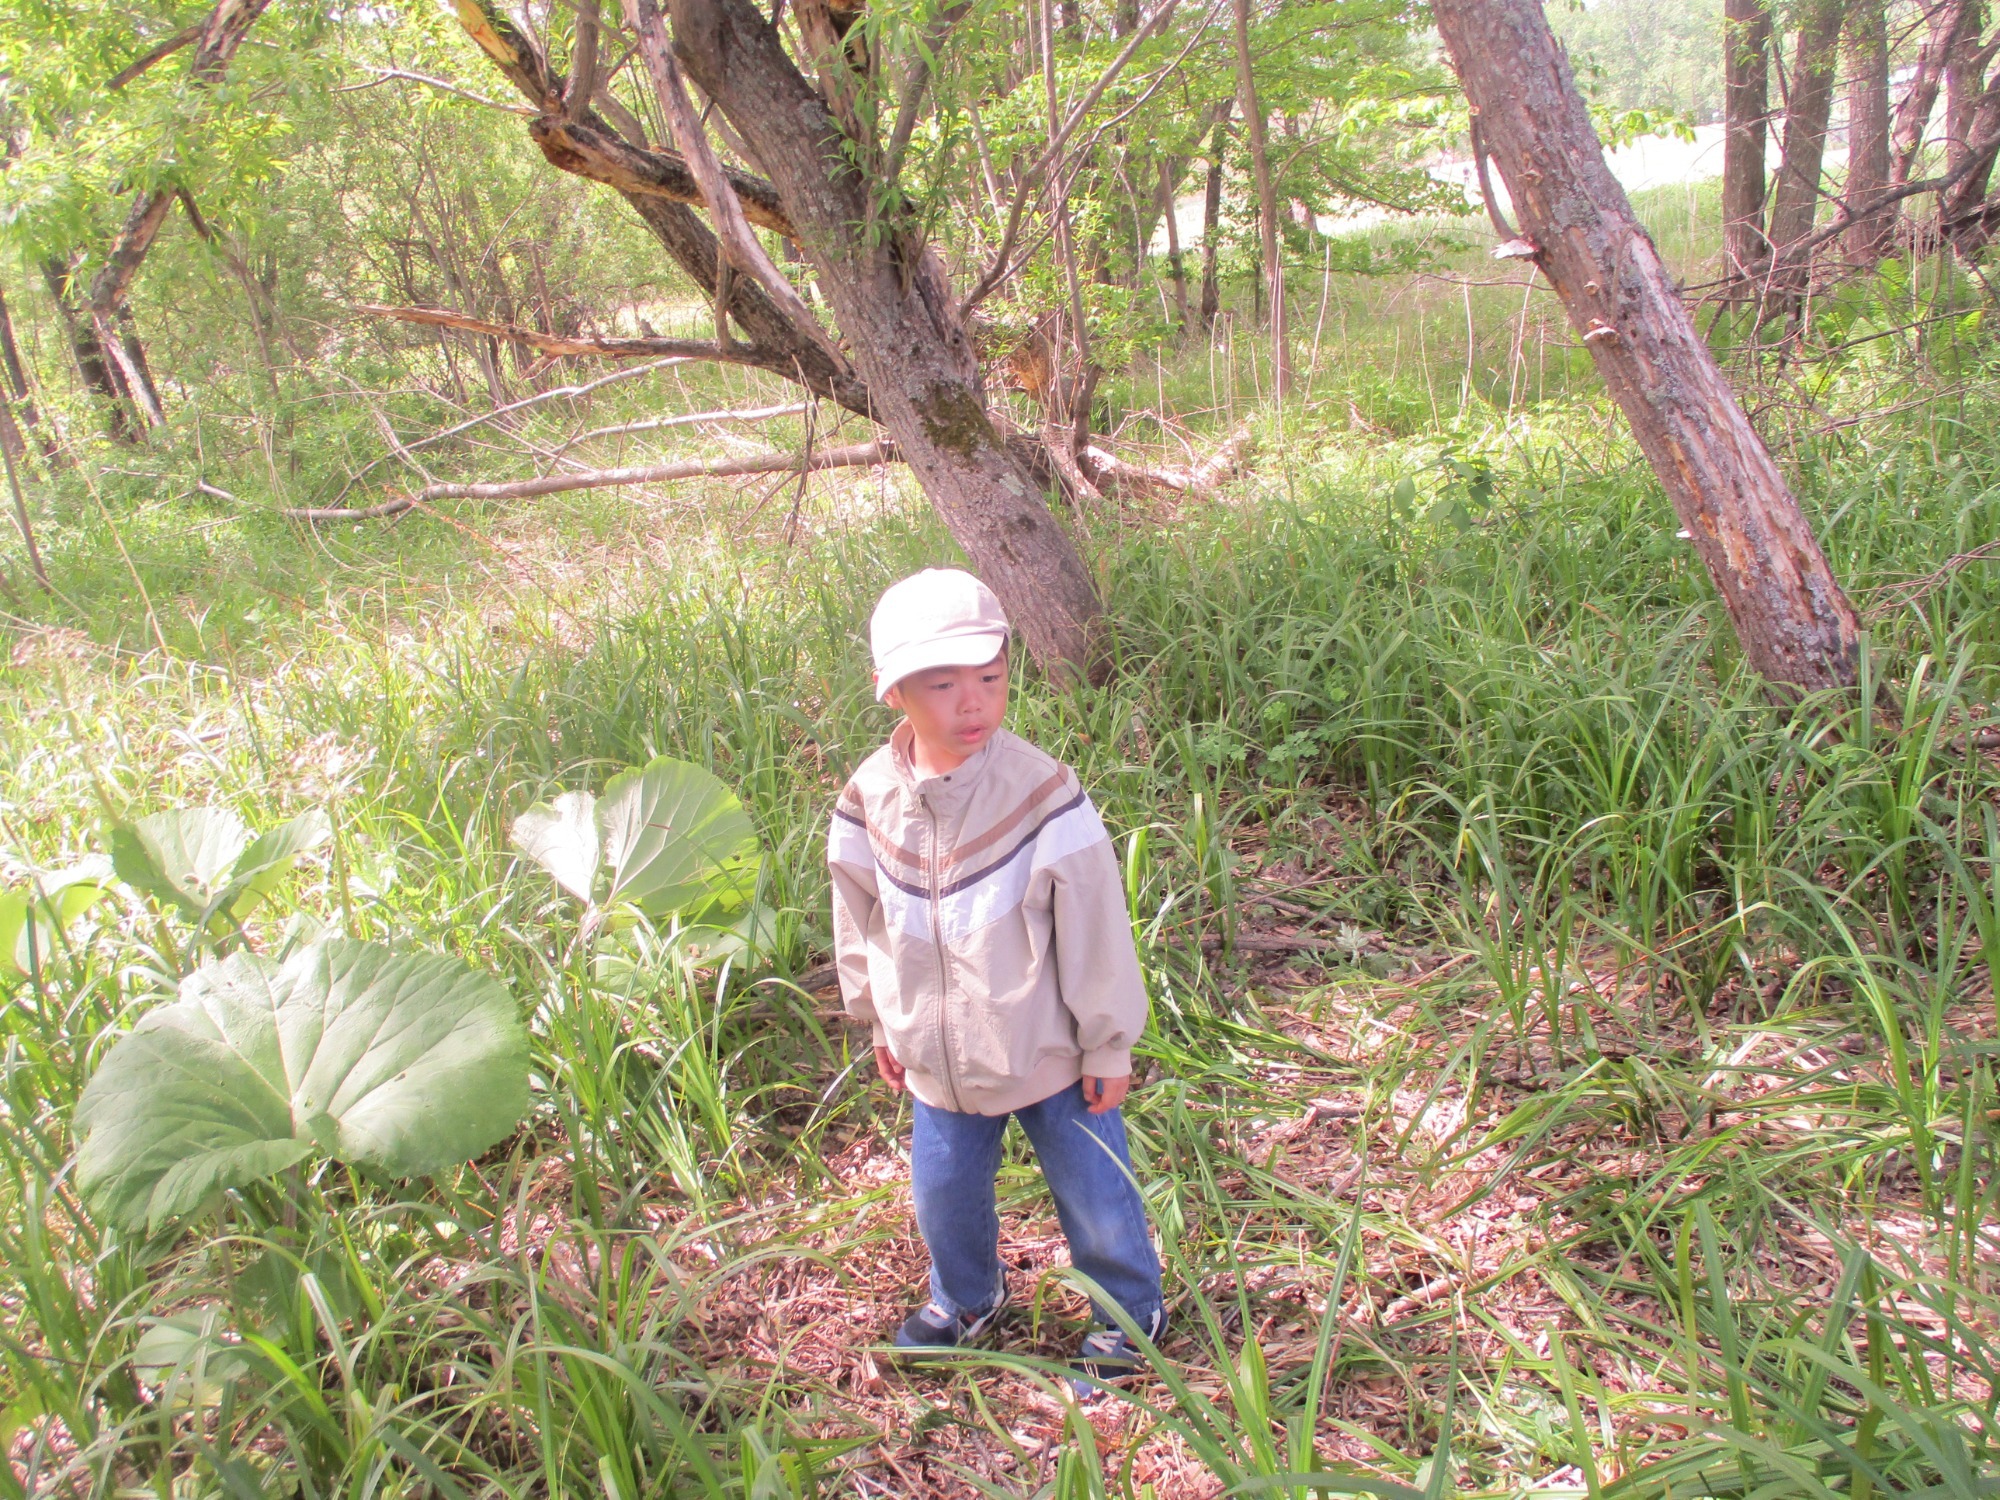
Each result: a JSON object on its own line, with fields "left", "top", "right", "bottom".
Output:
{"left": 667, "top": 0, "right": 1107, "bottom": 679}
{"left": 0, "top": 288, "right": 60, "bottom": 468}
{"left": 1843, "top": 0, "right": 1894, "bottom": 266}
{"left": 1722, "top": 0, "right": 1772, "bottom": 288}
{"left": 1939, "top": 10, "right": 2000, "bottom": 252}
{"left": 1431, "top": 0, "right": 1860, "bottom": 696}
{"left": 1161, "top": 156, "right": 1189, "bottom": 325}
{"left": 1891, "top": 0, "right": 1971, "bottom": 187}
{"left": 1945, "top": 2, "right": 1988, "bottom": 174}
{"left": 1231, "top": 0, "right": 1289, "bottom": 396}
{"left": 41, "top": 256, "right": 136, "bottom": 442}
{"left": 1198, "top": 100, "right": 1232, "bottom": 329}
{"left": 1764, "top": 0, "right": 1845, "bottom": 314}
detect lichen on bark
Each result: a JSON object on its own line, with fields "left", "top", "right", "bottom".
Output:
{"left": 915, "top": 380, "right": 994, "bottom": 458}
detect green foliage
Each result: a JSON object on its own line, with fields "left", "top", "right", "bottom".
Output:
{"left": 512, "top": 753, "right": 764, "bottom": 943}
{"left": 108, "top": 804, "right": 327, "bottom": 937}
{"left": 73, "top": 936, "right": 527, "bottom": 1231}
{"left": 0, "top": 858, "right": 109, "bottom": 977}
{"left": 1552, "top": 0, "right": 1726, "bottom": 121}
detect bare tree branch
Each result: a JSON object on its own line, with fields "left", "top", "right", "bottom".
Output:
{"left": 106, "top": 23, "right": 202, "bottom": 89}
{"left": 333, "top": 68, "right": 537, "bottom": 114}
{"left": 357, "top": 302, "right": 766, "bottom": 363}
{"left": 555, "top": 399, "right": 808, "bottom": 453}
{"left": 568, "top": 0, "right": 604, "bottom": 121}
{"left": 282, "top": 438, "right": 899, "bottom": 520}
{"left": 527, "top": 115, "right": 794, "bottom": 236}
{"left": 881, "top": 1, "right": 974, "bottom": 189}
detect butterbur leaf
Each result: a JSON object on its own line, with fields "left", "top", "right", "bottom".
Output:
{"left": 670, "top": 899, "right": 778, "bottom": 968}
{"left": 0, "top": 860, "right": 113, "bottom": 979}
{"left": 510, "top": 790, "right": 600, "bottom": 903}
{"left": 111, "top": 808, "right": 253, "bottom": 921}
{"left": 597, "top": 757, "right": 758, "bottom": 916}
{"left": 132, "top": 1306, "right": 250, "bottom": 1408}
{"left": 109, "top": 808, "right": 326, "bottom": 929}
{"left": 75, "top": 938, "right": 527, "bottom": 1232}
{"left": 223, "top": 810, "right": 331, "bottom": 920}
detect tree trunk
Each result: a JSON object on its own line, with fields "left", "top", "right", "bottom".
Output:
{"left": 79, "top": 0, "right": 276, "bottom": 433}
{"left": 1891, "top": 0, "right": 1971, "bottom": 187}
{"left": 667, "top": 0, "right": 1106, "bottom": 679}
{"left": 1945, "top": 2, "right": 1987, "bottom": 174}
{"left": 41, "top": 256, "right": 137, "bottom": 442}
{"left": 1161, "top": 156, "right": 1189, "bottom": 325}
{"left": 1431, "top": 0, "right": 1860, "bottom": 696}
{"left": 1843, "top": 0, "right": 1893, "bottom": 266}
{"left": 1231, "top": 0, "right": 1289, "bottom": 396}
{"left": 1722, "top": 0, "right": 1772, "bottom": 288}
{"left": 1940, "top": 8, "right": 2000, "bottom": 252}
{"left": 0, "top": 288, "right": 60, "bottom": 468}
{"left": 1198, "top": 100, "right": 1231, "bottom": 329}
{"left": 1764, "top": 0, "right": 1845, "bottom": 315}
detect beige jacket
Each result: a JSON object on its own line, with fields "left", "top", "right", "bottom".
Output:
{"left": 827, "top": 723, "right": 1147, "bottom": 1116}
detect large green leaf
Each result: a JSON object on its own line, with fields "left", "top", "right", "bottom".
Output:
{"left": 109, "top": 808, "right": 329, "bottom": 928}
{"left": 511, "top": 758, "right": 758, "bottom": 921}
{"left": 0, "top": 859, "right": 111, "bottom": 979}
{"left": 510, "top": 790, "right": 600, "bottom": 903}
{"left": 75, "top": 938, "right": 527, "bottom": 1232}
{"left": 597, "top": 757, "right": 758, "bottom": 916}
{"left": 111, "top": 808, "right": 252, "bottom": 920}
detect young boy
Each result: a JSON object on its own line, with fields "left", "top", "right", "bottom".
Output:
{"left": 827, "top": 568, "right": 1165, "bottom": 1390}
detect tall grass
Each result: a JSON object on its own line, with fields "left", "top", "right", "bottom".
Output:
{"left": 1, "top": 218, "right": 1998, "bottom": 1492}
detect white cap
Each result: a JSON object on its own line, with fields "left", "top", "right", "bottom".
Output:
{"left": 870, "top": 568, "right": 1010, "bottom": 701}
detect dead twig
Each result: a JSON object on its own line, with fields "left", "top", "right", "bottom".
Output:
{"left": 1865, "top": 538, "right": 2000, "bottom": 617}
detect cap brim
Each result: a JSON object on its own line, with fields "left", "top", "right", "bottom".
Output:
{"left": 875, "top": 631, "right": 1009, "bottom": 701}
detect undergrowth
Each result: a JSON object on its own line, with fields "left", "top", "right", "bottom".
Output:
{"left": 0, "top": 221, "right": 1997, "bottom": 1494}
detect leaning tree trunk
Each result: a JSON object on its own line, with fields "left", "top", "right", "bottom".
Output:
{"left": 1844, "top": 0, "right": 1893, "bottom": 267}
{"left": 1231, "top": 0, "right": 1288, "bottom": 397}
{"left": 1940, "top": 10, "right": 2000, "bottom": 254}
{"left": 82, "top": 0, "right": 275, "bottom": 432}
{"left": 1722, "top": 0, "right": 1771, "bottom": 291}
{"left": 1763, "top": 0, "right": 1845, "bottom": 316}
{"left": 1432, "top": 0, "right": 1859, "bottom": 695}
{"left": 1892, "top": 0, "right": 1971, "bottom": 188}
{"left": 666, "top": 0, "right": 1107, "bottom": 678}
{"left": 41, "top": 256, "right": 137, "bottom": 442}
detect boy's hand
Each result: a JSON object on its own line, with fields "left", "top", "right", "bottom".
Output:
{"left": 1081, "top": 1074, "right": 1129, "bottom": 1113}
{"left": 874, "top": 1044, "right": 907, "bottom": 1092}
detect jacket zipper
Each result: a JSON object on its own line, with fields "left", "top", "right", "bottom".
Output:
{"left": 923, "top": 792, "right": 965, "bottom": 1112}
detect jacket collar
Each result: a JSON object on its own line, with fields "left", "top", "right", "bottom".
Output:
{"left": 889, "top": 719, "right": 1002, "bottom": 803}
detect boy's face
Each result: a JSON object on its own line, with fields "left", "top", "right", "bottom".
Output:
{"left": 883, "top": 649, "right": 1009, "bottom": 772}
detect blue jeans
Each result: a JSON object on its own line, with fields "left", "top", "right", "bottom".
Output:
{"left": 911, "top": 1082, "right": 1162, "bottom": 1328}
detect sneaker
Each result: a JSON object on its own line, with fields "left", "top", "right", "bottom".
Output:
{"left": 892, "top": 1286, "right": 1010, "bottom": 1355}
{"left": 1069, "top": 1307, "right": 1166, "bottom": 1398}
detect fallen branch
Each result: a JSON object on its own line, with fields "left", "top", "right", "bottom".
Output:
{"left": 556, "top": 400, "right": 809, "bottom": 454}
{"left": 357, "top": 304, "right": 757, "bottom": 364}
{"left": 281, "top": 439, "right": 899, "bottom": 521}
{"left": 1084, "top": 417, "right": 1256, "bottom": 500}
